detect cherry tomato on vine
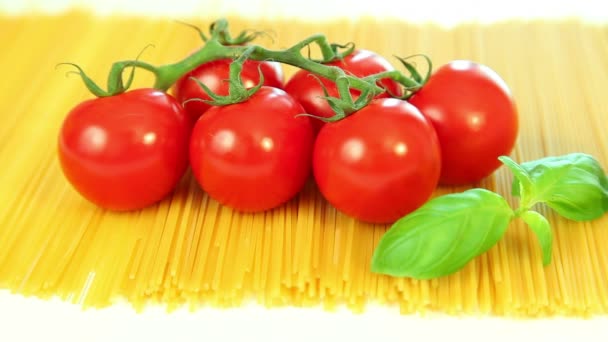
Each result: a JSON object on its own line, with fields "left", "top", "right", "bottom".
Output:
{"left": 313, "top": 98, "right": 441, "bottom": 224}
{"left": 58, "top": 89, "right": 191, "bottom": 211}
{"left": 409, "top": 60, "right": 518, "bottom": 185}
{"left": 173, "top": 58, "right": 284, "bottom": 123}
{"left": 285, "top": 49, "right": 403, "bottom": 132}
{"left": 189, "top": 86, "right": 314, "bottom": 212}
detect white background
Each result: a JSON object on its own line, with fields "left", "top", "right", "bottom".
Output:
{"left": 2, "top": 293, "right": 608, "bottom": 341}
{"left": 2, "top": 0, "right": 608, "bottom": 26}
{"left": 2, "top": 1, "right": 608, "bottom": 341}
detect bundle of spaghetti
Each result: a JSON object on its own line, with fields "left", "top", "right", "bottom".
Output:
{"left": 0, "top": 13, "right": 607, "bottom": 317}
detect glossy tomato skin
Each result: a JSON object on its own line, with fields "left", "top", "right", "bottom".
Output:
{"left": 409, "top": 60, "right": 518, "bottom": 185}
{"left": 58, "top": 89, "right": 191, "bottom": 211}
{"left": 313, "top": 98, "right": 441, "bottom": 224}
{"left": 174, "top": 58, "right": 284, "bottom": 123}
{"left": 189, "top": 87, "right": 314, "bottom": 212}
{"left": 284, "top": 49, "right": 403, "bottom": 132}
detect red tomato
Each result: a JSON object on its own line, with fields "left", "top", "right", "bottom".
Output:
{"left": 189, "top": 87, "right": 314, "bottom": 212}
{"left": 284, "top": 49, "right": 403, "bottom": 132}
{"left": 58, "top": 89, "right": 191, "bottom": 211}
{"left": 313, "top": 98, "right": 441, "bottom": 223}
{"left": 173, "top": 58, "right": 284, "bottom": 123}
{"left": 409, "top": 60, "right": 518, "bottom": 185}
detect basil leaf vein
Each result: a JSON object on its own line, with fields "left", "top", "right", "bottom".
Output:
{"left": 371, "top": 189, "right": 513, "bottom": 279}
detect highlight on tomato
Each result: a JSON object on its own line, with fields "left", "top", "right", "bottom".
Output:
{"left": 58, "top": 89, "right": 191, "bottom": 211}
{"left": 284, "top": 49, "right": 403, "bottom": 133}
{"left": 313, "top": 98, "right": 442, "bottom": 224}
{"left": 173, "top": 59, "right": 284, "bottom": 123}
{"left": 189, "top": 86, "right": 315, "bottom": 212}
{"left": 409, "top": 60, "right": 518, "bottom": 185}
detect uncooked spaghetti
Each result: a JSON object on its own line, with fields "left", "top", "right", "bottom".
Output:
{"left": 0, "top": 13, "right": 607, "bottom": 317}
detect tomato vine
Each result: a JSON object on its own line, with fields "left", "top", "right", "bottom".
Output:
{"left": 60, "top": 18, "right": 429, "bottom": 120}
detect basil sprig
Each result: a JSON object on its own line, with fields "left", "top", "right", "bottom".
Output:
{"left": 371, "top": 153, "right": 608, "bottom": 279}
{"left": 508, "top": 153, "right": 608, "bottom": 221}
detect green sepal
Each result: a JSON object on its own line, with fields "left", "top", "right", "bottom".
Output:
{"left": 187, "top": 55, "right": 266, "bottom": 107}
{"left": 175, "top": 20, "right": 208, "bottom": 42}
{"left": 57, "top": 63, "right": 111, "bottom": 97}
{"left": 396, "top": 57, "right": 422, "bottom": 83}
{"left": 311, "top": 42, "right": 355, "bottom": 63}
{"left": 106, "top": 61, "right": 137, "bottom": 95}
{"left": 209, "top": 18, "right": 268, "bottom": 45}
{"left": 58, "top": 45, "right": 155, "bottom": 98}
{"left": 394, "top": 54, "right": 432, "bottom": 87}
{"left": 305, "top": 74, "right": 348, "bottom": 121}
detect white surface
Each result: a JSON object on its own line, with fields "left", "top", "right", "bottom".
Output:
{"left": 2, "top": 1, "right": 608, "bottom": 341}
{"left": 2, "top": 290, "right": 608, "bottom": 342}
{"left": 1, "top": 0, "right": 608, "bottom": 26}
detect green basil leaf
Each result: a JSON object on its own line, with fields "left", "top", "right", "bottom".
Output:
{"left": 510, "top": 153, "right": 608, "bottom": 221}
{"left": 499, "top": 155, "right": 533, "bottom": 200}
{"left": 519, "top": 210, "right": 553, "bottom": 265}
{"left": 371, "top": 189, "right": 514, "bottom": 279}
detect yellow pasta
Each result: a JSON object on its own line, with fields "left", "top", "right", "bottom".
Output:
{"left": 0, "top": 12, "right": 607, "bottom": 317}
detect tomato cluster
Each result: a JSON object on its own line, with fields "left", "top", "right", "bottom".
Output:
{"left": 58, "top": 42, "right": 517, "bottom": 224}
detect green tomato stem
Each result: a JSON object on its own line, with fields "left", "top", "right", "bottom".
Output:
{"left": 152, "top": 40, "right": 229, "bottom": 90}
{"left": 149, "top": 37, "right": 385, "bottom": 96}
{"left": 72, "top": 19, "right": 426, "bottom": 116}
{"left": 362, "top": 70, "right": 421, "bottom": 90}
